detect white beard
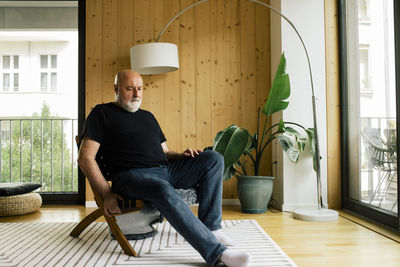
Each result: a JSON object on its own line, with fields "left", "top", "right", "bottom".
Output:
{"left": 116, "top": 95, "right": 142, "bottom": 113}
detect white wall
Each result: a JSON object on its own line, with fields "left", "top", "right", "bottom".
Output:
{"left": 271, "top": 0, "right": 328, "bottom": 211}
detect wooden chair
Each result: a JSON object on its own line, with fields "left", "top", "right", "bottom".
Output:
{"left": 70, "top": 136, "right": 199, "bottom": 256}
{"left": 70, "top": 136, "right": 143, "bottom": 257}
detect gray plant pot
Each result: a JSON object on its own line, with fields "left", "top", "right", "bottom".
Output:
{"left": 236, "top": 175, "right": 274, "bottom": 214}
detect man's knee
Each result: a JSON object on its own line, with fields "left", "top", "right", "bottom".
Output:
{"left": 150, "top": 179, "right": 173, "bottom": 195}
{"left": 201, "top": 150, "right": 224, "bottom": 168}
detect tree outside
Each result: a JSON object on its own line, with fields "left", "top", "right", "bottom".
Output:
{"left": 0, "top": 103, "right": 78, "bottom": 192}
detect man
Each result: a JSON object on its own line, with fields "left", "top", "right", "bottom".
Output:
{"left": 78, "top": 69, "right": 251, "bottom": 267}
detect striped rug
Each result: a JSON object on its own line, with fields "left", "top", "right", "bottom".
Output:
{"left": 0, "top": 219, "right": 296, "bottom": 267}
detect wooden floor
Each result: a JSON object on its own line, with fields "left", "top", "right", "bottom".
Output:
{"left": 1, "top": 205, "right": 400, "bottom": 266}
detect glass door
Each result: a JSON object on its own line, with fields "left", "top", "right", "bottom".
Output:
{"left": 340, "top": 0, "right": 399, "bottom": 229}
{"left": 0, "top": 0, "right": 85, "bottom": 204}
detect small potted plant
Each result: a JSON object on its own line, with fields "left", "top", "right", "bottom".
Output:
{"left": 211, "top": 53, "right": 316, "bottom": 213}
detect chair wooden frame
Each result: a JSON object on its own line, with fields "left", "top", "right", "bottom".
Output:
{"left": 69, "top": 136, "right": 143, "bottom": 257}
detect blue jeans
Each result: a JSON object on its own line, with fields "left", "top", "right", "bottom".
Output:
{"left": 112, "top": 150, "right": 227, "bottom": 266}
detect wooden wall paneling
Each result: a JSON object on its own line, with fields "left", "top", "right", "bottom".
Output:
{"left": 86, "top": 0, "right": 103, "bottom": 113}
{"left": 163, "top": 0, "right": 181, "bottom": 151}
{"left": 240, "top": 0, "right": 257, "bottom": 175}
{"left": 195, "top": 0, "right": 212, "bottom": 150}
{"left": 133, "top": 0, "right": 150, "bottom": 110}
{"left": 226, "top": 0, "right": 242, "bottom": 128}
{"left": 179, "top": 0, "right": 197, "bottom": 150}
{"left": 84, "top": 0, "right": 274, "bottom": 201}
{"left": 85, "top": 0, "right": 103, "bottom": 201}
{"left": 102, "top": 0, "right": 118, "bottom": 103}
{"left": 210, "top": 0, "right": 227, "bottom": 137}
{"left": 211, "top": 0, "right": 230, "bottom": 198}
{"left": 224, "top": 0, "right": 241, "bottom": 199}
{"left": 324, "top": 0, "right": 341, "bottom": 209}
{"left": 148, "top": 0, "right": 165, "bottom": 130}
{"left": 117, "top": 0, "right": 134, "bottom": 72}
{"left": 255, "top": 0, "right": 271, "bottom": 176}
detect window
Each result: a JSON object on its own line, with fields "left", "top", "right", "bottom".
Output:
{"left": 0, "top": 0, "right": 83, "bottom": 204}
{"left": 358, "top": 0, "right": 371, "bottom": 22}
{"left": 359, "top": 45, "right": 372, "bottom": 95}
{"left": 340, "top": 0, "right": 399, "bottom": 229}
{"left": 40, "top": 54, "right": 58, "bottom": 91}
{"left": 1, "top": 55, "right": 20, "bottom": 91}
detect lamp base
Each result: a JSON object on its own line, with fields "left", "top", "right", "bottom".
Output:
{"left": 293, "top": 208, "right": 338, "bottom": 222}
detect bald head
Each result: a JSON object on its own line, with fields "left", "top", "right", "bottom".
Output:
{"left": 115, "top": 69, "right": 142, "bottom": 86}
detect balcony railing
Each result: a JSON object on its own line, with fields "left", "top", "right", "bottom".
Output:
{"left": 360, "top": 116, "right": 397, "bottom": 214}
{"left": 0, "top": 118, "right": 78, "bottom": 193}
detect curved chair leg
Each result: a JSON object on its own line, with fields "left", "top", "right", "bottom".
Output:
{"left": 70, "top": 208, "right": 104, "bottom": 237}
{"left": 104, "top": 215, "right": 138, "bottom": 257}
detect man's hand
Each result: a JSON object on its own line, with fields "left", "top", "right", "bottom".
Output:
{"left": 103, "top": 192, "right": 123, "bottom": 217}
{"left": 162, "top": 142, "right": 202, "bottom": 161}
{"left": 183, "top": 148, "right": 202, "bottom": 158}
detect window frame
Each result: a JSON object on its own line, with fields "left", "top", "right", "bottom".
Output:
{"left": 1, "top": 54, "right": 20, "bottom": 91}
{"left": 39, "top": 54, "right": 58, "bottom": 92}
{"left": 339, "top": 0, "right": 400, "bottom": 230}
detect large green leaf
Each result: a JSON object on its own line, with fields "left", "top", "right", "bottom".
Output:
{"left": 262, "top": 53, "right": 290, "bottom": 117}
{"left": 223, "top": 127, "right": 250, "bottom": 173}
{"left": 277, "top": 135, "right": 300, "bottom": 163}
{"left": 213, "top": 124, "right": 236, "bottom": 154}
{"left": 285, "top": 126, "right": 307, "bottom": 152}
{"left": 305, "top": 128, "right": 317, "bottom": 171}
{"left": 246, "top": 133, "right": 257, "bottom": 152}
{"left": 212, "top": 125, "right": 250, "bottom": 179}
{"left": 223, "top": 165, "right": 237, "bottom": 181}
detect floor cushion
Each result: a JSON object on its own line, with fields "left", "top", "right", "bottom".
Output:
{"left": 0, "top": 192, "right": 42, "bottom": 216}
{"left": 0, "top": 182, "right": 42, "bottom": 196}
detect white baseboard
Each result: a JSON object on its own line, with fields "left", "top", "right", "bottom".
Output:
{"left": 85, "top": 201, "right": 97, "bottom": 208}
{"left": 85, "top": 199, "right": 240, "bottom": 208}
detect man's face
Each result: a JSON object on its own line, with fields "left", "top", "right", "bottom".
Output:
{"left": 115, "top": 72, "right": 143, "bottom": 112}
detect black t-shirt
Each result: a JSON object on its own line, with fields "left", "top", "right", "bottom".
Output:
{"left": 82, "top": 103, "right": 168, "bottom": 177}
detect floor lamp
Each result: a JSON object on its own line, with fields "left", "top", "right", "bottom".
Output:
{"left": 130, "top": 0, "right": 338, "bottom": 222}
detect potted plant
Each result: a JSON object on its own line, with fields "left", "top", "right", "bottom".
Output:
{"left": 211, "top": 53, "right": 316, "bottom": 213}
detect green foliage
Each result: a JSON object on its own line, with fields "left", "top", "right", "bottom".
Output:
{"left": 0, "top": 103, "right": 78, "bottom": 192}
{"left": 262, "top": 54, "right": 290, "bottom": 117}
{"left": 212, "top": 125, "right": 250, "bottom": 180}
{"left": 212, "top": 53, "right": 316, "bottom": 180}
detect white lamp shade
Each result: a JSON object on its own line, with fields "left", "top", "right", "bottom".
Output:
{"left": 130, "top": 42, "right": 179, "bottom": 75}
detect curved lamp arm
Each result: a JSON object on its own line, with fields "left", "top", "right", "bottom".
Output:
{"left": 132, "top": 0, "right": 324, "bottom": 209}
{"left": 155, "top": 0, "right": 209, "bottom": 42}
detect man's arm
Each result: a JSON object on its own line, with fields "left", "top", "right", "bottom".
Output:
{"left": 77, "top": 136, "right": 122, "bottom": 217}
{"left": 161, "top": 142, "right": 201, "bottom": 161}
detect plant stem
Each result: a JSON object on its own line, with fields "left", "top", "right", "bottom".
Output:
{"left": 235, "top": 166, "right": 244, "bottom": 176}
{"left": 243, "top": 150, "right": 256, "bottom": 166}
{"left": 253, "top": 107, "right": 261, "bottom": 175}
{"left": 260, "top": 135, "right": 277, "bottom": 156}
{"left": 263, "top": 121, "right": 306, "bottom": 140}
{"left": 258, "top": 116, "right": 268, "bottom": 154}
{"left": 239, "top": 158, "right": 247, "bottom": 176}
{"left": 257, "top": 113, "right": 269, "bottom": 175}
{"left": 284, "top": 122, "right": 307, "bottom": 129}
{"left": 256, "top": 107, "right": 260, "bottom": 156}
